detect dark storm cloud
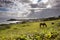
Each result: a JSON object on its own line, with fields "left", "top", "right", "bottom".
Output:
{"left": 38, "top": 0, "right": 41, "bottom": 2}
{"left": 53, "top": 0, "right": 60, "bottom": 8}
{"left": 30, "top": 4, "right": 38, "bottom": 8}
{"left": 0, "top": 0, "right": 13, "bottom": 3}
{"left": 20, "top": 0, "right": 31, "bottom": 3}
{"left": 28, "top": 8, "right": 60, "bottom": 18}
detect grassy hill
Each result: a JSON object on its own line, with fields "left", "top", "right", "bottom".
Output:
{"left": 0, "top": 19, "right": 60, "bottom": 40}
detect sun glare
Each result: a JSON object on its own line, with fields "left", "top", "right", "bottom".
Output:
{"left": 40, "top": 0, "right": 48, "bottom": 4}
{"left": 30, "top": 0, "right": 38, "bottom": 4}
{"left": 46, "top": 4, "right": 52, "bottom": 8}
{"left": 30, "top": 0, "right": 48, "bottom": 4}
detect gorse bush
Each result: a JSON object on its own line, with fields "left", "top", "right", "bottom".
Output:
{"left": 15, "top": 32, "right": 59, "bottom": 40}
{"left": 16, "top": 34, "right": 27, "bottom": 40}
{"left": 56, "top": 22, "right": 60, "bottom": 27}
{"left": 0, "top": 24, "right": 10, "bottom": 30}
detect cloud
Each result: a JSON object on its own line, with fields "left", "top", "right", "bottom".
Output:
{"left": 40, "top": 0, "right": 48, "bottom": 4}
{"left": 0, "top": 0, "right": 60, "bottom": 19}
{"left": 20, "top": 0, "right": 31, "bottom": 3}
{"left": 0, "top": 0, "right": 32, "bottom": 18}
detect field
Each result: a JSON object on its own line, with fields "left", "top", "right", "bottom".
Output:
{"left": 0, "top": 19, "right": 60, "bottom": 40}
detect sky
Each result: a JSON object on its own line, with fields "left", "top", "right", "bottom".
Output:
{"left": 31, "top": 0, "right": 39, "bottom": 4}
{"left": 0, "top": 0, "right": 47, "bottom": 12}
{"left": 0, "top": 0, "right": 49, "bottom": 12}
{"left": 0, "top": 0, "right": 60, "bottom": 19}
{"left": 0, "top": 0, "right": 42, "bottom": 17}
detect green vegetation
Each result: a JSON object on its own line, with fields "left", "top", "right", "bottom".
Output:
{"left": 0, "top": 19, "right": 60, "bottom": 40}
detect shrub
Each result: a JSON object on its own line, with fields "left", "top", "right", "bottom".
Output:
{"left": 44, "top": 32, "right": 52, "bottom": 38}
{"left": 0, "top": 24, "right": 10, "bottom": 30}
{"left": 21, "top": 21, "right": 26, "bottom": 24}
{"left": 56, "top": 22, "right": 60, "bottom": 27}
{"left": 50, "top": 32, "right": 59, "bottom": 39}
{"left": 16, "top": 34, "right": 27, "bottom": 40}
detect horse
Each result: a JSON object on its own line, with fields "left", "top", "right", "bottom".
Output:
{"left": 40, "top": 23, "right": 47, "bottom": 27}
{"left": 51, "top": 22, "right": 54, "bottom": 25}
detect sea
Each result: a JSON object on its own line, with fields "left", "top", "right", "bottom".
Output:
{"left": 0, "top": 17, "right": 21, "bottom": 24}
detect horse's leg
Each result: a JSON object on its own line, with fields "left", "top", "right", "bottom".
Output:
{"left": 40, "top": 24, "right": 43, "bottom": 28}
{"left": 43, "top": 24, "right": 46, "bottom": 27}
{"left": 45, "top": 24, "right": 47, "bottom": 27}
{"left": 40, "top": 24, "right": 41, "bottom": 27}
{"left": 46, "top": 25, "right": 47, "bottom": 27}
{"left": 43, "top": 25, "right": 44, "bottom": 27}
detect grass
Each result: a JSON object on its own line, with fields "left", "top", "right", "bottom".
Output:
{"left": 0, "top": 19, "right": 60, "bottom": 40}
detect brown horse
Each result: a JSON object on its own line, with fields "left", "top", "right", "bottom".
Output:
{"left": 40, "top": 23, "right": 47, "bottom": 27}
{"left": 51, "top": 22, "right": 54, "bottom": 25}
